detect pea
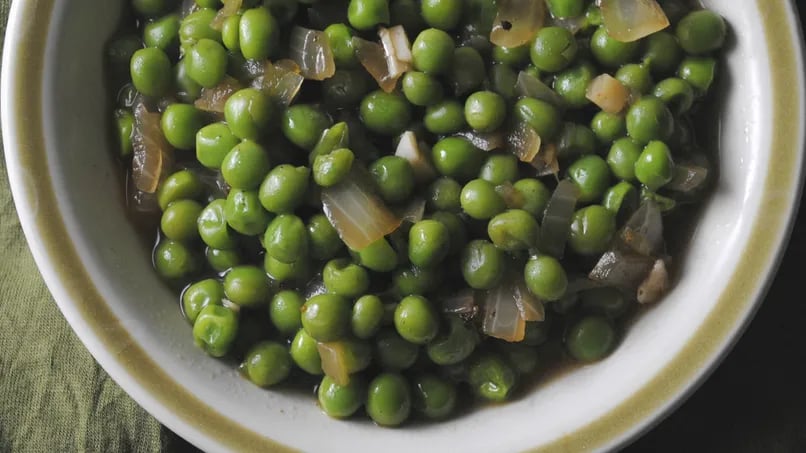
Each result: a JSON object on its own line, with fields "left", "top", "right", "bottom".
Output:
{"left": 424, "top": 100, "right": 467, "bottom": 135}
{"left": 159, "top": 200, "right": 201, "bottom": 243}
{"left": 264, "top": 214, "right": 309, "bottom": 264}
{"left": 322, "top": 69, "right": 373, "bottom": 109}
{"left": 606, "top": 137, "right": 642, "bottom": 182}
{"left": 390, "top": 0, "right": 427, "bottom": 33}
{"left": 221, "top": 13, "right": 241, "bottom": 52}
{"left": 566, "top": 316, "right": 616, "bottom": 362}
{"left": 324, "top": 24, "right": 359, "bottom": 69}
{"left": 282, "top": 104, "right": 332, "bottom": 150}
{"left": 268, "top": 290, "right": 305, "bottom": 336}
{"left": 460, "top": 178, "right": 505, "bottom": 220}
{"left": 187, "top": 38, "right": 228, "bottom": 88}
{"left": 242, "top": 341, "right": 292, "bottom": 387}
{"left": 312, "top": 148, "right": 354, "bottom": 188}
{"left": 179, "top": 8, "right": 220, "bottom": 50}
{"left": 591, "top": 111, "right": 626, "bottom": 145}
{"left": 133, "top": 0, "right": 175, "bottom": 17}
{"left": 676, "top": 10, "right": 727, "bottom": 55}
{"left": 318, "top": 375, "right": 365, "bottom": 419}
{"left": 375, "top": 328, "right": 419, "bottom": 370}
{"left": 157, "top": 170, "right": 202, "bottom": 211}
{"left": 488, "top": 64, "right": 518, "bottom": 100}
{"left": 130, "top": 48, "right": 172, "bottom": 97}
{"left": 411, "top": 28, "right": 455, "bottom": 75}
{"left": 196, "top": 199, "right": 237, "bottom": 249}
{"left": 488, "top": 209, "right": 540, "bottom": 252}
{"left": 426, "top": 315, "right": 479, "bottom": 365}
{"left": 222, "top": 265, "right": 271, "bottom": 306}
{"left": 530, "top": 27, "right": 578, "bottom": 73}
{"left": 553, "top": 61, "right": 596, "bottom": 108}
{"left": 264, "top": 0, "right": 299, "bottom": 24}
{"left": 290, "top": 329, "right": 323, "bottom": 375}
{"left": 677, "top": 57, "right": 717, "bottom": 96}
{"left": 393, "top": 295, "right": 439, "bottom": 345}
{"left": 567, "top": 155, "right": 611, "bottom": 204}
{"left": 224, "top": 88, "right": 274, "bottom": 141}
{"left": 257, "top": 165, "right": 310, "bottom": 214}
{"left": 348, "top": 0, "right": 390, "bottom": 31}
{"left": 513, "top": 178, "right": 550, "bottom": 218}
{"left": 221, "top": 140, "right": 272, "bottom": 190}
{"left": 206, "top": 247, "right": 242, "bottom": 272}
{"left": 264, "top": 254, "right": 310, "bottom": 284}
{"left": 144, "top": 14, "right": 181, "bottom": 52}
{"left": 114, "top": 110, "right": 135, "bottom": 158}
{"left": 356, "top": 238, "right": 398, "bottom": 273}
{"left": 642, "top": 31, "right": 682, "bottom": 76}
{"left": 182, "top": 278, "right": 225, "bottom": 324}
{"left": 628, "top": 97, "right": 674, "bottom": 145}
{"left": 524, "top": 255, "right": 567, "bottom": 301}
{"left": 580, "top": 287, "right": 630, "bottom": 318}
{"left": 321, "top": 258, "right": 369, "bottom": 298}
{"left": 602, "top": 181, "right": 639, "bottom": 220}
{"left": 448, "top": 46, "right": 486, "bottom": 96}
{"left": 568, "top": 205, "right": 616, "bottom": 256}
{"left": 307, "top": 214, "right": 344, "bottom": 261}
{"left": 420, "top": 0, "right": 462, "bottom": 30}
{"left": 614, "top": 63, "right": 652, "bottom": 95}
{"left": 464, "top": 91, "right": 506, "bottom": 133}
{"left": 310, "top": 121, "right": 350, "bottom": 163}
{"left": 492, "top": 44, "right": 529, "bottom": 67}
{"left": 430, "top": 211, "right": 467, "bottom": 256}
{"left": 513, "top": 98, "right": 561, "bottom": 140}
{"left": 392, "top": 263, "right": 436, "bottom": 296}
{"left": 367, "top": 156, "right": 415, "bottom": 204}
{"left": 224, "top": 189, "right": 271, "bottom": 236}
{"left": 590, "top": 26, "right": 639, "bottom": 68}
{"left": 406, "top": 220, "right": 449, "bottom": 269}
{"left": 367, "top": 373, "right": 411, "bottom": 427}
{"left": 635, "top": 140, "right": 675, "bottom": 191}
{"left": 239, "top": 7, "right": 279, "bottom": 60}
{"left": 546, "top": 0, "right": 585, "bottom": 18}
{"left": 412, "top": 374, "right": 456, "bottom": 419}
{"left": 427, "top": 177, "right": 462, "bottom": 212}
{"left": 196, "top": 122, "right": 241, "bottom": 169}
{"left": 302, "top": 294, "right": 352, "bottom": 342}
{"left": 653, "top": 78, "right": 695, "bottom": 115}
{"left": 556, "top": 122, "right": 597, "bottom": 160}
{"left": 497, "top": 342, "right": 540, "bottom": 374}
{"left": 193, "top": 304, "right": 238, "bottom": 357}
{"left": 360, "top": 90, "right": 412, "bottom": 136}
{"left": 432, "top": 137, "right": 485, "bottom": 182}
{"left": 524, "top": 320, "right": 551, "bottom": 346}
{"left": 401, "top": 71, "right": 444, "bottom": 107}
{"left": 468, "top": 353, "right": 517, "bottom": 402}
{"left": 352, "top": 295, "right": 385, "bottom": 339}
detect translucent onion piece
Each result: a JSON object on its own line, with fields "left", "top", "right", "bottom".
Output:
{"left": 539, "top": 180, "right": 579, "bottom": 258}
{"left": 515, "top": 70, "right": 566, "bottom": 108}
{"left": 514, "top": 279, "right": 545, "bottom": 322}
{"left": 529, "top": 142, "right": 560, "bottom": 177}
{"left": 397, "top": 197, "right": 426, "bottom": 223}
{"left": 490, "top": 0, "right": 546, "bottom": 47}
{"left": 550, "top": 15, "right": 586, "bottom": 34}
{"left": 132, "top": 103, "right": 173, "bottom": 193}
{"left": 126, "top": 173, "right": 160, "bottom": 214}
{"left": 252, "top": 60, "right": 305, "bottom": 106}
{"left": 194, "top": 76, "right": 241, "bottom": 113}
{"left": 456, "top": 130, "right": 506, "bottom": 152}
{"left": 395, "top": 131, "right": 438, "bottom": 183}
{"left": 211, "top": 0, "right": 242, "bottom": 30}
{"left": 620, "top": 201, "right": 664, "bottom": 256}
{"left": 507, "top": 122, "right": 542, "bottom": 162}
{"left": 353, "top": 37, "right": 400, "bottom": 93}
{"left": 496, "top": 182, "right": 526, "bottom": 209}
{"left": 317, "top": 342, "right": 351, "bottom": 386}
{"left": 379, "top": 26, "right": 413, "bottom": 80}
{"left": 600, "top": 0, "right": 670, "bottom": 43}
{"left": 637, "top": 259, "right": 669, "bottom": 304}
{"left": 441, "top": 289, "right": 478, "bottom": 318}
{"left": 586, "top": 74, "right": 630, "bottom": 114}
{"left": 589, "top": 248, "right": 655, "bottom": 293}
{"left": 666, "top": 164, "right": 709, "bottom": 193}
{"left": 482, "top": 284, "right": 526, "bottom": 342}
{"left": 321, "top": 175, "right": 402, "bottom": 250}
{"left": 289, "top": 27, "right": 336, "bottom": 81}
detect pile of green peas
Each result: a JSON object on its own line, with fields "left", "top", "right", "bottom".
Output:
{"left": 109, "top": 0, "right": 724, "bottom": 426}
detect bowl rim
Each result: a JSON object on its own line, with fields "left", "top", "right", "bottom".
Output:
{"left": 2, "top": 1, "right": 805, "bottom": 452}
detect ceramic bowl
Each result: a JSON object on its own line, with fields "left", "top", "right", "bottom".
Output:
{"left": 2, "top": 1, "right": 805, "bottom": 452}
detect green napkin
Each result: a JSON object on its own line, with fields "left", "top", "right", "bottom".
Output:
{"left": 0, "top": 2, "right": 174, "bottom": 451}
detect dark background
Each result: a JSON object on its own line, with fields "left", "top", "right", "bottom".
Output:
{"left": 174, "top": 4, "right": 806, "bottom": 453}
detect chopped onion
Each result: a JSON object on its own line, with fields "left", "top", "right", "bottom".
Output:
{"left": 252, "top": 60, "right": 305, "bottom": 106}
{"left": 539, "top": 180, "right": 579, "bottom": 258}
{"left": 211, "top": 0, "right": 242, "bottom": 30}
{"left": 321, "top": 173, "right": 402, "bottom": 250}
{"left": 379, "top": 26, "right": 412, "bottom": 80}
{"left": 353, "top": 37, "right": 401, "bottom": 93}
{"left": 482, "top": 284, "right": 526, "bottom": 342}
{"left": 490, "top": 0, "right": 546, "bottom": 47}
{"left": 586, "top": 73, "right": 630, "bottom": 114}
{"left": 496, "top": 182, "right": 525, "bottom": 209}
{"left": 514, "top": 279, "right": 545, "bottom": 322}
{"left": 619, "top": 201, "right": 664, "bottom": 256}
{"left": 441, "top": 289, "right": 478, "bottom": 319}
{"left": 637, "top": 259, "right": 669, "bottom": 304}
{"left": 397, "top": 197, "right": 426, "bottom": 223}
{"left": 507, "top": 122, "right": 542, "bottom": 162}
{"left": 132, "top": 102, "right": 173, "bottom": 194}
{"left": 456, "top": 130, "right": 506, "bottom": 152}
{"left": 600, "top": 0, "right": 670, "bottom": 43}
{"left": 549, "top": 15, "right": 586, "bottom": 34}
{"left": 126, "top": 172, "right": 160, "bottom": 214}
{"left": 317, "top": 342, "right": 350, "bottom": 386}
{"left": 666, "top": 164, "right": 709, "bottom": 193}
{"left": 589, "top": 248, "right": 655, "bottom": 292}
{"left": 289, "top": 27, "right": 336, "bottom": 81}
{"left": 194, "top": 76, "right": 242, "bottom": 113}
{"left": 395, "top": 131, "right": 437, "bottom": 183}
{"left": 515, "top": 70, "right": 566, "bottom": 108}
{"left": 530, "top": 142, "right": 560, "bottom": 177}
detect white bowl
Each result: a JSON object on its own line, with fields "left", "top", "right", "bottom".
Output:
{"left": 2, "top": 1, "right": 805, "bottom": 452}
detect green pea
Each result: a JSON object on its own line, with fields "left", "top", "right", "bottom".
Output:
{"left": 221, "top": 140, "right": 271, "bottom": 190}
{"left": 224, "top": 189, "right": 271, "bottom": 236}
{"left": 412, "top": 374, "right": 456, "bottom": 419}
{"left": 460, "top": 178, "right": 505, "bottom": 220}
{"left": 580, "top": 287, "right": 630, "bottom": 318}
{"left": 187, "top": 38, "right": 228, "bottom": 88}
{"left": 426, "top": 315, "right": 479, "bottom": 365}
{"left": 221, "top": 13, "right": 241, "bottom": 52}
{"left": 360, "top": 90, "right": 412, "bottom": 136}
{"left": 590, "top": 26, "right": 639, "bottom": 68}
{"left": 242, "top": 341, "right": 292, "bottom": 387}
{"left": 133, "top": 0, "right": 175, "bottom": 17}
{"left": 401, "top": 71, "right": 444, "bottom": 107}
{"left": 107, "top": 34, "right": 142, "bottom": 78}
{"left": 606, "top": 137, "right": 642, "bottom": 182}
{"left": 566, "top": 316, "right": 616, "bottom": 362}
{"left": 206, "top": 247, "right": 242, "bottom": 272}
{"left": 468, "top": 353, "right": 517, "bottom": 402}
{"left": 162, "top": 104, "right": 206, "bottom": 151}
{"left": 157, "top": 170, "right": 202, "bottom": 211}
{"left": 524, "top": 320, "right": 550, "bottom": 346}
{"left": 393, "top": 295, "right": 439, "bottom": 345}
{"left": 322, "top": 69, "right": 373, "bottom": 109}
{"left": 130, "top": 47, "right": 172, "bottom": 97}
{"left": 321, "top": 258, "right": 369, "bottom": 298}
{"left": 282, "top": 104, "right": 333, "bottom": 150}
{"left": 424, "top": 100, "right": 467, "bottom": 135}
{"left": 369, "top": 156, "right": 415, "bottom": 204}
{"left": 367, "top": 373, "right": 411, "bottom": 427}
{"left": 497, "top": 342, "right": 540, "bottom": 374}
{"left": 556, "top": 122, "right": 597, "bottom": 160}
{"left": 676, "top": 10, "right": 726, "bottom": 55}
{"left": 180, "top": 8, "right": 220, "bottom": 50}
{"left": 464, "top": 91, "right": 506, "bottom": 133}
{"left": 653, "top": 78, "right": 694, "bottom": 115}
{"left": 352, "top": 295, "right": 385, "bottom": 339}
{"left": 530, "top": 27, "right": 578, "bottom": 73}
{"left": 307, "top": 214, "right": 344, "bottom": 261}
{"left": 546, "top": 0, "right": 585, "bottom": 18}
{"left": 114, "top": 109, "right": 135, "bottom": 158}
{"left": 302, "top": 294, "right": 352, "bottom": 342}
{"left": 182, "top": 278, "right": 225, "bottom": 324}
{"left": 392, "top": 264, "right": 440, "bottom": 297}
{"left": 642, "top": 31, "right": 682, "bottom": 76}
{"left": 488, "top": 64, "right": 518, "bottom": 100}
{"left": 591, "top": 111, "right": 626, "bottom": 145}
{"left": 524, "top": 255, "right": 567, "bottom": 301}
{"left": 602, "top": 181, "right": 639, "bottom": 220}
{"left": 313, "top": 148, "right": 355, "bottom": 188}
{"left": 429, "top": 211, "right": 466, "bottom": 256}
{"left": 635, "top": 140, "right": 675, "bottom": 191}
{"left": 264, "top": 254, "right": 310, "bottom": 284}
{"left": 224, "top": 88, "right": 274, "bottom": 141}
{"left": 197, "top": 199, "right": 238, "bottom": 249}
{"left": 144, "top": 14, "right": 181, "bottom": 52}
{"left": 641, "top": 187, "right": 677, "bottom": 212}
{"left": 318, "top": 375, "right": 365, "bottom": 419}
{"left": 488, "top": 209, "right": 540, "bottom": 252}
{"left": 269, "top": 290, "right": 305, "bottom": 336}
{"left": 374, "top": 328, "right": 418, "bottom": 370}
{"left": 290, "top": 328, "right": 323, "bottom": 375}
{"left": 553, "top": 61, "right": 596, "bottom": 108}
{"left": 324, "top": 24, "right": 359, "bottom": 69}
{"left": 513, "top": 178, "right": 550, "bottom": 218}
{"left": 514, "top": 98, "right": 561, "bottom": 140}
{"left": 427, "top": 177, "right": 462, "bottom": 212}
{"left": 408, "top": 219, "right": 449, "bottom": 267}
{"left": 568, "top": 205, "right": 616, "bottom": 256}
{"left": 239, "top": 7, "right": 279, "bottom": 60}
{"left": 193, "top": 304, "right": 238, "bottom": 357}
{"left": 264, "top": 0, "right": 299, "bottom": 23}
{"left": 492, "top": 44, "right": 529, "bottom": 67}
{"left": 310, "top": 121, "right": 350, "bottom": 164}
{"left": 348, "top": 0, "right": 390, "bottom": 31}
{"left": 432, "top": 137, "right": 485, "bottom": 182}
{"left": 257, "top": 165, "right": 310, "bottom": 214}
{"left": 449, "top": 46, "right": 486, "bottom": 96}
{"left": 677, "top": 57, "right": 717, "bottom": 96}
{"left": 264, "top": 214, "right": 309, "bottom": 264}
{"left": 195, "top": 0, "right": 220, "bottom": 8}
{"left": 625, "top": 97, "right": 674, "bottom": 145}
{"left": 411, "top": 28, "right": 455, "bottom": 75}
{"left": 160, "top": 199, "right": 202, "bottom": 242}
{"left": 478, "top": 155, "right": 518, "bottom": 187}
{"left": 196, "top": 122, "right": 241, "bottom": 169}
{"left": 420, "top": 0, "right": 462, "bottom": 30}
{"left": 567, "top": 155, "right": 611, "bottom": 204}
{"left": 223, "top": 265, "right": 271, "bottom": 307}
{"left": 356, "top": 238, "right": 398, "bottom": 272}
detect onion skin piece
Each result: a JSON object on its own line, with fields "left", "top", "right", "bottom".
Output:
{"left": 490, "top": 0, "right": 546, "bottom": 48}
{"left": 252, "top": 60, "right": 305, "bottom": 106}
{"left": 586, "top": 74, "right": 630, "bottom": 114}
{"left": 211, "top": 0, "right": 241, "bottom": 30}
{"left": 317, "top": 342, "right": 351, "bottom": 386}
{"left": 515, "top": 70, "right": 566, "bottom": 109}
{"left": 395, "top": 131, "right": 437, "bottom": 184}
{"left": 194, "top": 76, "right": 242, "bottom": 113}
{"left": 507, "top": 122, "right": 542, "bottom": 163}
{"left": 289, "top": 27, "right": 336, "bottom": 81}
{"left": 637, "top": 259, "right": 669, "bottom": 304}
{"left": 132, "top": 103, "right": 173, "bottom": 194}
{"left": 600, "top": 0, "right": 670, "bottom": 43}
{"left": 482, "top": 284, "right": 526, "bottom": 342}
{"left": 619, "top": 201, "right": 664, "bottom": 256}
{"left": 539, "top": 180, "right": 579, "bottom": 258}
{"left": 456, "top": 130, "right": 506, "bottom": 152}
{"left": 589, "top": 248, "right": 655, "bottom": 293}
